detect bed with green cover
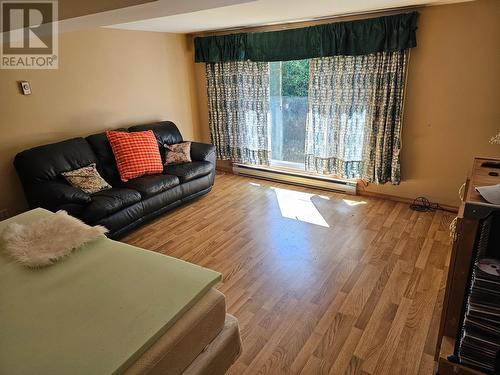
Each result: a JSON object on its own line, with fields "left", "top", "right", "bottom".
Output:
{"left": 0, "top": 208, "right": 241, "bottom": 375}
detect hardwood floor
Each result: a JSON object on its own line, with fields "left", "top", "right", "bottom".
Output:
{"left": 123, "top": 172, "right": 454, "bottom": 375}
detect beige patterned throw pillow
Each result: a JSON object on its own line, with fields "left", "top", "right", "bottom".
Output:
{"left": 62, "top": 163, "right": 111, "bottom": 194}
{"left": 164, "top": 142, "right": 192, "bottom": 165}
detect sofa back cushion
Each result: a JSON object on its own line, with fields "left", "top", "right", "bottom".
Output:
{"left": 128, "top": 121, "right": 183, "bottom": 165}
{"left": 106, "top": 130, "right": 163, "bottom": 182}
{"left": 128, "top": 121, "right": 183, "bottom": 145}
{"left": 86, "top": 130, "right": 126, "bottom": 184}
{"left": 14, "top": 138, "right": 98, "bottom": 185}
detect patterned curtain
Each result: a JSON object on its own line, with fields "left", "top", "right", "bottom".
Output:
{"left": 305, "top": 50, "right": 407, "bottom": 184}
{"left": 206, "top": 61, "right": 271, "bottom": 165}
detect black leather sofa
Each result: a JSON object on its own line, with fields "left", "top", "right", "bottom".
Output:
{"left": 14, "top": 121, "right": 216, "bottom": 239}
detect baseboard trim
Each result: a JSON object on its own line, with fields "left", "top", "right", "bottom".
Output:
{"left": 357, "top": 189, "right": 459, "bottom": 213}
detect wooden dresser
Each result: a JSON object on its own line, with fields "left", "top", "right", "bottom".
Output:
{"left": 435, "top": 157, "right": 500, "bottom": 375}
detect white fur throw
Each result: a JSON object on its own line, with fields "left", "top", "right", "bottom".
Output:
{"left": 1, "top": 211, "right": 108, "bottom": 267}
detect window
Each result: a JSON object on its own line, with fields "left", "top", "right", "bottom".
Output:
{"left": 270, "top": 60, "right": 309, "bottom": 170}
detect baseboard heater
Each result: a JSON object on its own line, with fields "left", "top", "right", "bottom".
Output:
{"left": 232, "top": 164, "right": 357, "bottom": 195}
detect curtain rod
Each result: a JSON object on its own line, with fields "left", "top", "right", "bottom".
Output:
{"left": 191, "top": 4, "right": 422, "bottom": 37}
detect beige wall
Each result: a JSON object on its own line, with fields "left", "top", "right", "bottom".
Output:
{"left": 193, "top": 0, "right": 500, "bottom": 208}
{"left": 0, "top": 28, "right": 200, "bottom": 215}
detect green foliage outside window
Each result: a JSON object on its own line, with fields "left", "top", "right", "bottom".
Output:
{"left": 281, "top": 60, "right": 309, "bottom": 97}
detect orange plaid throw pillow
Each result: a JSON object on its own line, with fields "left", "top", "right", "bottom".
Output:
{"left": 106, "top": 130, "right": 163, "bottom": 182}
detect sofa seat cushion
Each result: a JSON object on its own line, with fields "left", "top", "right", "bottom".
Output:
{"left": 164, "top": 161, "right": 212, "bottom": 183}
{"left": 123, "top": 174, "right": 180, "bottom": 199}
{"left": 81, "top": 188, "right": 141, "bottom": 223}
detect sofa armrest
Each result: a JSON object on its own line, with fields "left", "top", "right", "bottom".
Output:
{"left": 27, "top": 181, "right": 91, "bottom": 210}
{"left": 190, "top": 142, "right": 216, "bottom": 164}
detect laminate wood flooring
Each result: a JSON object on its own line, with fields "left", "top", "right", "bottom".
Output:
{"left": 123, "top": 172, "right": 454, "bottom": 375}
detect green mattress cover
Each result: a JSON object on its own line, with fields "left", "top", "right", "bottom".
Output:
{"left": 0, "top": 208, "right": 221, "bottom": 375}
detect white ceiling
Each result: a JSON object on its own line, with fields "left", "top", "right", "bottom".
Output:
{"left": 107, "top": 0, "right": 472, "bottom": 34}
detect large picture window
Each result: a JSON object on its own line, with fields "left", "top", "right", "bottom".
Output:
{"left": 200, "top": 12, "right": 418, "bottom": 184}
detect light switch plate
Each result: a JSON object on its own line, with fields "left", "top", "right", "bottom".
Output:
{"left": 20, "top": 81, "right": 32, "bottom": 95}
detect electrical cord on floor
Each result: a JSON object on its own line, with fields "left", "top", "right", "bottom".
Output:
{"left": 410, "top": 196, "right": 440, "bottom": 212}
{"left": 409, "top": 196, "right": 456, "bottom": 213}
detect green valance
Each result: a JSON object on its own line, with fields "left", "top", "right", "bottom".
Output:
{"left": 194, "top": 11, "right": 419, "bottom": 63}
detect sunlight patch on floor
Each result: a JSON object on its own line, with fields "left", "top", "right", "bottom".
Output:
{"left": 343, "top": 198, "right": 367, "bottom": 206}
{"left": 271, "top": 187, "right": 329, "bottom": 227}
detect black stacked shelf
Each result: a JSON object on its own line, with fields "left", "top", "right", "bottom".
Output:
{"left": 451, "top": 211, "right": 500, "bottom": 374}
